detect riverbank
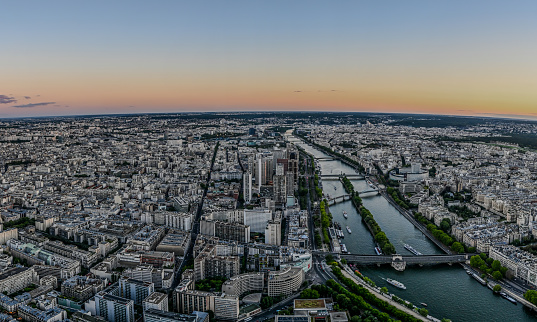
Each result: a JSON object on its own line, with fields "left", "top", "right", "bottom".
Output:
{"left": 339, "top": 265, "right": 428, "bottom": 321}
{"left": 380, "top": 190, "right": 452, "bottom": 254}
{"left": 342, "top": 176, "right": 396, "bottom": 255}
{"left": 293, "top": 135, "right": 537, "bottom": 321}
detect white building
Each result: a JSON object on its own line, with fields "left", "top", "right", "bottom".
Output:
{"left": 244, "top": 209, "right": 272, "bottom": 233}
{"left": 143, "top": 292, "right": 168, "bottom": 312}
{"left": 95, "top": 291, "right": 135, "bottom": 322}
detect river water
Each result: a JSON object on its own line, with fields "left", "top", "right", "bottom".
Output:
{"left": 292, "top": 138, "right": 536, "bottom": 322}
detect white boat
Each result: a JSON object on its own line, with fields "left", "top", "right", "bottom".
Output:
{"left": 386, "top": 278, "right": 406, "bottom": 290}
{"left": 341, "top": 244, "right": 348, "bottom": 253}
{"left": 343, "top": 211, "right": 348, "bottom": 219}
{"left": 472, "top": 273, "right": 487, "bottom": 286}
{"left": 375, "top": 246, "right": 382, "bottom": 255}
{"left": 404, "top": 244, "right": 422, "bottom": 256}
{"left": 500, "top": 292, "right": 517, "bottom": 304}
{"left": 346, "top": 226, "right": 352, "bottom": 234}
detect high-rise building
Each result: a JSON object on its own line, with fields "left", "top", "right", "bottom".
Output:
{"left": 273, "top": 164, "right": 287, "bottom": 205}
{"left": 193, "top": 244, "right": 240, "bottom": 281}
{"left": 0, "top": 267, "right": 37, "bottom": 295}
{"left": 213, "top": 221, "right": 250, "bottom": 243}
{"left": 243, "top": 172, "right": 252, "bottom": 203}
{"left": 176, "top": 289, "right": 214, "bottom": 314}
{"left": 287, "top": 148, "right": 299, "bottom": 182}
{"left": 143, "top": 292, "right": 168, "bottom": 312}
{"left": 200, "top": 219, "right": 250, "bottom": 242}
{"left": 119, "top": 277, "right": 154, "bottom": 305}
{"left": 261, "top": 156, "right": 273, "bottom": 185}
{"left": 95, "top": 291, "right": 135, "bottom": 322}
{"left": 221, "top": 272, "right": 264, "bottom": 296}
{"left": 122, "top": 265, "right": 153, "bottom": 284}
{"left": 267, "top": 267, "right": 304, "bottom": 297}
{"left": 243, "top": 209, "right": 272, "bottom": 233}
{"left": 213, "top": 294, "right": 240, "bottom": 320}
{"left": 265, "top": 220, "right": 281, "bottom": 246}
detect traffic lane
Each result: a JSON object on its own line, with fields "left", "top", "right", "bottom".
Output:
{"left": 253, "top": 294, "right": 300, "bottom": 321}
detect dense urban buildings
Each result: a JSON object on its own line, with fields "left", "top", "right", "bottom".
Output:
{"left": 1, "top": 112, "right": 537, "bottom": 321}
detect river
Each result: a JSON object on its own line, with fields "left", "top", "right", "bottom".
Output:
{"left": 291, "top": 137, "right": 537, "bottom": 322}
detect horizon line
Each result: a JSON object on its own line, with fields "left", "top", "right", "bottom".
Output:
{"left": 1, "top": 110, "right": 537, "bottom": 123}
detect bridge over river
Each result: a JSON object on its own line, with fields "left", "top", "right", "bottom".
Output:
{"left": 313, "top": 251, "right": 472, "bottom": 271}
{"left": 320, "top": 174, "right": 365, "bottom": 180}
{"left": 326, "top": 190, "right": 380, "bottom": 205}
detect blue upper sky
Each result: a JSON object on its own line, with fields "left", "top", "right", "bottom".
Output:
{"left": 1, "top": 1, "right": 537, "bottom": 118}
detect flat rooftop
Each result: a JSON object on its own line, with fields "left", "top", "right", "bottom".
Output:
{"left": 294, "top": 299, "right": 326, "bottom": 310}
{"left": 144, "top": 292, "right": 167, "bottom": 304}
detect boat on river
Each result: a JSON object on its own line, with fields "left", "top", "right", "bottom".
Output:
{"left": 385, "top": 278, "right": 406, "bottom": 290}
{"left": 472, "top": 273, "right": 487, "bottom": 286}
{"left": 500, "top": 292, "right": 517, "bottom": 304}
{"left": 420, "top": 302, "right": 428, "bottom": 307}
{"left": 343, "top": 211, "right": 348, "bottom": 219}
{"left": 346, "top": 226, "right": 352, "bottom": 234}
{"left": 375, "top": 246, "right": 382, "bottom": 255}
{"left": 404, "top": 244, "right": 422, "bottom": 256}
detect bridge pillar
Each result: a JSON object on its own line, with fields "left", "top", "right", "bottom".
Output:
{"left": 391, "top": 255, "right": 406, "bottom": 272}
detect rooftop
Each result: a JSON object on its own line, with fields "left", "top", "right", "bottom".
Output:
{"left": 294, "top": 299, "right": 326, "bottom": 310}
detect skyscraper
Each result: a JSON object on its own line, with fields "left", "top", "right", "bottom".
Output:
{"left": 243, "top": 171, "right": 252, "bottom": 203}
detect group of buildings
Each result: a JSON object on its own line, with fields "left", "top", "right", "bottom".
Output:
{"left": 0, "top": 115, "right": 318, "bottom": 321}
{"left": 300, "top": 118, "right": 537, "bottom": 286}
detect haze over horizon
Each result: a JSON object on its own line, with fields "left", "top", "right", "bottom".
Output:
{"left": 1, "top": 1, "right": 537, "bottom": 119}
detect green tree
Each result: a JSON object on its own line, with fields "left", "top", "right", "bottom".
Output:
{"left": 470, "top": 255, "right": 484, "bottom": 268}
{"left": 351, "top": 316, "right": 361, "bottom": 322}
{"left": 451, "top": 242, "right": 464, "bottom": 253}
{"left": 380, "top": 287, "right": 388, "bottom": 294}
{"left": 500, "top": 266, "right": 508, "bottom": 277}
{"left": 440, "top": 218, "right": 451, "bottom": 233}
{"left": 325, "top": 254, "right": 334, "bottom": 263}
{"left": 492, "top": 271, "right": 503, "bottom": 280}
{"left": 525, "top": 290, "right": 537, "bottom": 305}
{"left": 301, "top": 289, "right": 320, "bottom": 299}
{"left": 491, "top": 260, "right": 501, "bottom": 271}
{"left": 493, "top": 284, "right": 502, "bottom": 292}
{"left": 418, "top": 308, "right": 429, "bottom": 317}
{"left": 260, "top": 296, "right": 274, "bottom": 309}
{"left": 336, "top": 294, "right": 352, "bottom": 309}
{"left": 341, "top": 258, "right": 347, "bottom": 265}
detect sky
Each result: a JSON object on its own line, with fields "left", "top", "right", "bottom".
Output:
{"left": 1, "top": 1, "right": 537, "bottom": 119}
